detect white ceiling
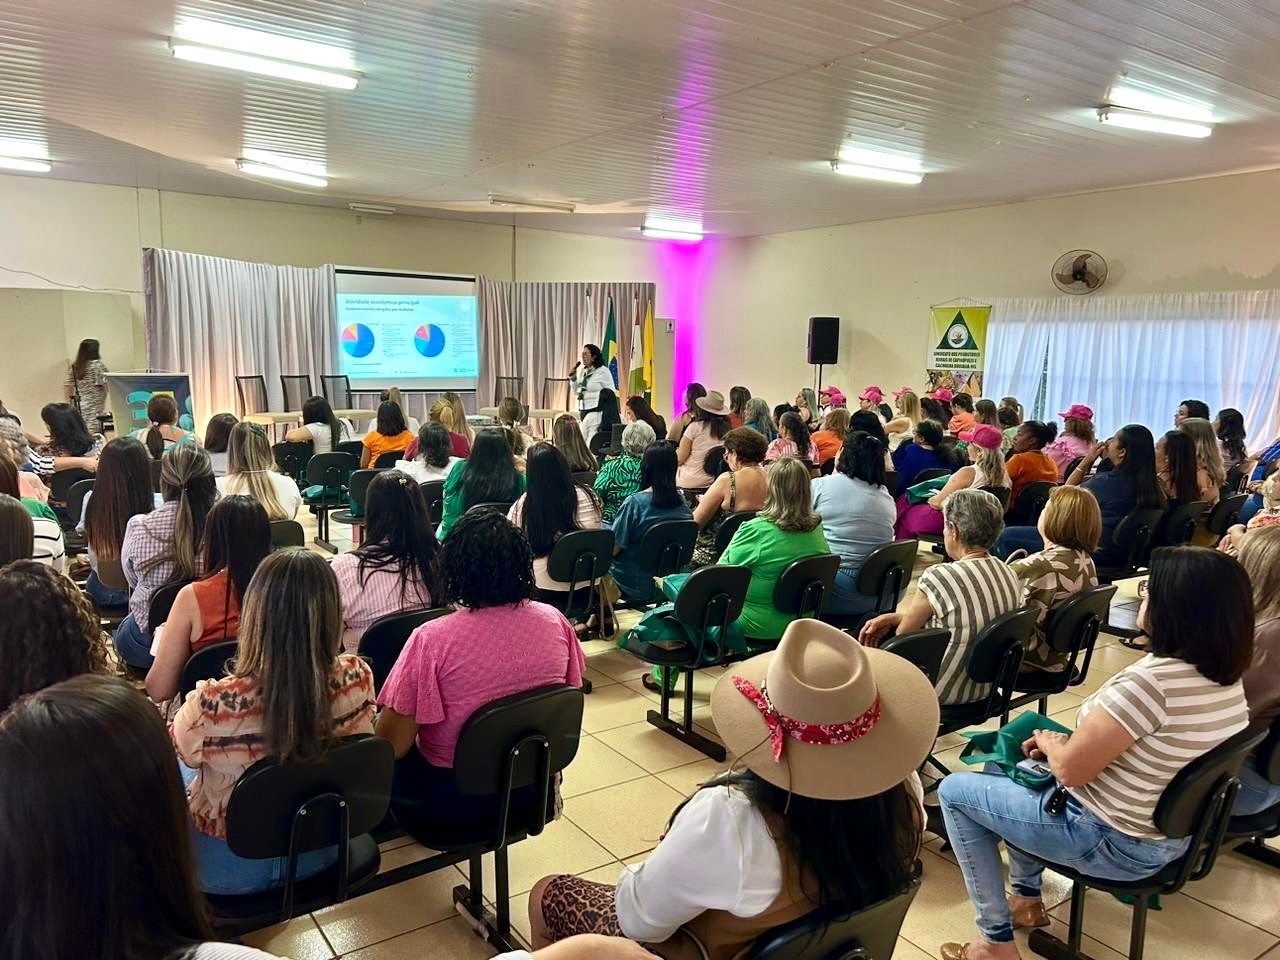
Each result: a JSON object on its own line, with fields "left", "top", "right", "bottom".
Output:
{"left": 5, "top": 0, "right": 1280, "bottom": 238}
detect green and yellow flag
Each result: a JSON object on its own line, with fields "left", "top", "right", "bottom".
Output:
{"left": 603, "top": 295, "right": 619, "bottom": 386}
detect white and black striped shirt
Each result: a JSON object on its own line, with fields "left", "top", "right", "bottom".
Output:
{"left": 31, "top": 514, "right": 66, "bottom": 573}
{"left": 1071, "top": 655, "right": 1248, "bottom": 839}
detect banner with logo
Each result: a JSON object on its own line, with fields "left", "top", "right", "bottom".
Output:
{"left": 105, "top": 372, "right": 195, "bottom": 437}
{"left": 926, "top": 304, "right": 989, "bottom": 397}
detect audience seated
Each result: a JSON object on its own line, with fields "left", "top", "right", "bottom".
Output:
{"left": 849, "top": 410, "right": 897, "bottom": 472}
{"left": 172, "top": 548, "right": 376, "bottom": 894}
{"left": 80, "top": 436, "right": 156, "bottom": 606}
{"left": 690, "top": 427, "right": 768, "bottom": 568}
{"left": 892, "top": 418, "right": 952, "bottom": 488}
{"left": 1235, "top": 527, "right": 1280, "bottom": 815}
{"left": 1179, "top": 416, "right": 1227, "bottom": 500}
{"left": 948, "top": 392, "right": 977, "bottom": 435}
{"left": 284, "top": 395, "right": 353, "bottom": 455}
{"left": 360, "top": 401, "right": 415, "bottom": 469}
{"left": 202, "top": 412, "right": 238, "bottom": 476}
{"left": 552, "top": 414, "right": 598, "bottom": 474}
{"left": 594, "top": 421, "right": 653, "bottom": 521}
{"left": 885, "top": 387, "right": 920, "bottom": 450}
{"left": 115, "top": 444, "right": 217, "bottom": 668}
{"left": 136, "top": 394, "right": 200, "bottom": 458}
{"left": 1003, "top": 420, "right": 1061, "bottom": 506}
{"left": 865, "top": 489, "right": 1021, "bottom": 705}
{"left": 728, "top": 385, "right": 751, "bottom": 428}
{"left": 530, "top": 618, "right": 933, "bottom": 960}
{"left": 1007, "top": 486, "right": 1101, "bottom": 673}
{"left": 0, "top": 561, "right": 108, "bottom": 712}
{"left": 1157, "top": 429, "right": 1216, "bottom": 506}
{"left": 496, "top": 396, "right": 535, "bottom": 455}
{"left": 896, "top": 425, "right": 1008, "bottom": 540}
{"left": 437, "top": 428, "right": 526, "bottom": 539}
{"left": 1174, "top": 398, "right": 1211, "bottom": 427}
{"left": 819, "top": 384, "right": 847, "bottom": 414}
{"left": 1043, "top": 404, "right": 1095, "bottom": 480}
{"left": 741, "top": 396, "right": 777, "bottom": 441}
{"left": 381, "top": 386, "right": 421, "bottom": 434}
{"left": 624, "top": 393, "right": 668, "bottom": 439}
{"left": 396, "top": 421, "right": 464, "bottom": 484}
{"left": 0, "top": 486, "right": 63, "bottom": 570}
{"left": 795, "top": 387, "right": 821, "bottom": 430}
{"left": 590, "top": 387, "right": 622, "bottom": 446}
{"left": 812, "top": 431, "right": 896, "bottom": 617}
{"left": 216, "top": 422, "right": 302, "bottom": 520}
{"left": 0, "top": 452, "right": 60, "bottom": 529}
{"left": 857, "top": 385, "right": 886, "bottom": 422}
{"left": 764, "top": 411, "right": 818, "bottom": 465}
{"left": 666, "top": 382, "right": 707, "bottom": 443}
{"left": 35, "top": 401, "right": 104, "bottom": 485}
{"left": 145, "top": 496, "right": 272, "bottom": 701}
{"left": 375, "top": 510, "right": 584, "bottom": 832}
{"left": 404, "top": 397, "right": 469, "bottom": 461}
{"left": 608, "top": 441, "right": 693, "bottom": 604}
{"left": 443, "top": 390, "right": 476, "bottom": 450}
{"left": 937, "top": 546, "right": 1252, "bottom": 960}
{"left": 677, "top": 391, "right": 733, "bottom": 492}
{"left": 810, "top": 408, "right": 850, "bottom": 467}
{"left": 1216, "top": 407, "right": 1248, "bottom": 474}
{"left": 0, "top": 675, "right": 288, "bottom": 959}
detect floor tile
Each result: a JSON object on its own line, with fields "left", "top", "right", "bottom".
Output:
{"left": 313, "top": 864, "right": 463, "bottom": 954}
{"left": 377, "top": 841, "right": 439, "bottom": 875}
{"left": 595, "top": 720, "right": 714, "bottom": 773}
{"left": 582, "top": 666, "right": 620, "bottom": 689}
{"left": 585, "top": 648, "right": 651, "bottom": 682}
{"left": 560, "top": 734, "right": 649, "bottom": 798}
{"left": 241, "top": 915, "right": 334, "bottom": 960}
{"left": 580, "top": 682, "right": 653, "bottom": 734}
{"left": 337, "top": 916, "right": 500, "bottom": 959}
{"left": 469, "top": 815, "right": 615, "bottom": 901}
{"left": 891, "top": 939, "right": 938, "bottom": 960}
{"left": 563, "top": 776, "right": 686, "bottom": 859}
{"left": 1184, "top": 847, "right": 1280, "bottom": 934}
{"left": 655, "top": 757, "right": 730, "bottom": 796}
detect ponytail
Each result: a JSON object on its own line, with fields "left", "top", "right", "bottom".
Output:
{"left": 145, "top": 424, "right": 164, "bottom": 460}
{"left": 158, "top": 446, "right": 217, "bottom": 580}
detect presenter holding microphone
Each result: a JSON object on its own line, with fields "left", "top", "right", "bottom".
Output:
{"left": 570, "top": 343, "right": 616, "bottom": 445}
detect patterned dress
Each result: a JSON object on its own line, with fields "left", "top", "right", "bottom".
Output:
{"left": 593, "top": 453, "right": 643, "bottom": 522}
{"left": 1008, "top": 546, "right": 1098, "bottom": 672}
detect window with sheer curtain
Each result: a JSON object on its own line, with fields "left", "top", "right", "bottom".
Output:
{"left": 985, "top": 291, "right": 1280, "bottom": 446}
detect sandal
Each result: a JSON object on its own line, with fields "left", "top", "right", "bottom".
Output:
{"left": 642, "top": 667, "right": 679, "bottom": 693}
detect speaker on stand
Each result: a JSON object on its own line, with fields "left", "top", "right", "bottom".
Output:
{"left": 807, "top": 316, "right": 840, "bottom": 397}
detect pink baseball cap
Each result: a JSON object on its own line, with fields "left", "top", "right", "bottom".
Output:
{"left": 929, "top": 387, "right": 955, "bottom": 403}
{"left": 891, "top": 386, "right": 915, "bottom": 399}
{"left": 859, "top": 385, "right": 885, "bottom": 404}
{"left": 967, "top": 425, "right": 1003, "bottom": 450}
{"left": 1058, "top": 404, "right": 1094, "bottom": 422}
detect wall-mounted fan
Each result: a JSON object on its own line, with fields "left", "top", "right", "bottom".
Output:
{"left": 1051, "top": 250, "right": 1108, "bottom": 295}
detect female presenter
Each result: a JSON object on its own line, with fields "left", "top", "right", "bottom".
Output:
{"left": 571, "top": 344, "right": 616, "bottom": 445}
{"left": 66, "top": 339, "right": 109, "bottom": 434}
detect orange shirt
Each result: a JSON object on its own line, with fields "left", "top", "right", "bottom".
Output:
{"left": 948, "top": 412, "right": 976, "bottom": 435}
{"left": 811, "top": 429, "right": 844, "bottom": 465}
{"left": 191, "top": 569, "right": 239, "bottom": 651}
{"left": 1006, "top": 451, "right": 1060, "bottom": 506}
{"left": 363, "top": 429, "right": 415, "bottom": 463}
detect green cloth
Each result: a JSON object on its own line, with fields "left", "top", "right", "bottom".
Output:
{"left": 593, "top": 454, "right": 643, "bottom": 522}
{"left": 960, "top": 711, "right": 1072, "bottom": 789}
{"left": 906, "top": 474, "right": 949, "bottom": 503}
{"left": 719, "top": 517, "right": 829, "bottom": 640}
{"left": 437, "top": 461, "right": 527, "bottom": 539}
{"left": 21, "top": 497, "right": 58, "bottom": 524}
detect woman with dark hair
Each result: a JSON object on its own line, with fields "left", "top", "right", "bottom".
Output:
{"left": 948, "top": 392, "right": 977, "bottom": 435}
{"left": 0, "top": 495, "right": 34, "bottom": 568}
{"left": 509, "top": 443, "right": 603, "bottom": 603}
{"left": 145, "top": 496, "right": 272, "bottom": 701}
{"left": 609, "top": 441, "right": 694, "bottom": 603}
{"left": 331, "top": 470, "right": 442, "bottom": 652}
{"left": 0, "top": 452, "right": 60, "bottom": 529}
{"left": 892, "top": 418, "right": 952, "bottom": 488}
{"left": 624, "top": 393, "right": 667, "bottom": 438}
{"left": 381, "top": 386, "right": 421, "bottom": 434}
{"left": 667, "top": 381, "right": 707, "bottom": 442}
{"left": 728, "top": 385, "right": 751, "bottom": 427}
{"left": 531, "top": 619, "right": 933, "bottom": 960}
{"left": 552, "top": 414, "right": 598, "bottom": 474}
{"left": 571, "top": 343, "right": 617, "bottom": 444}
{"left": 812, "top": 432, "right": 895, "bottom": 616}
{"left": 397, "top": 420, "right": 464, "bottom": 483}
{"left": 938, "top": 547, "right": 1251, "bottom": 960}
{"left": 1175, "top": 398, "right": 1211, "bottom": 427}
{"left": 134, "top": 394, "right": 199, "bottom": 460}
{"left": 284, "top": 395, "right": 352, "bottom": 455}
{"left": 849, "top": 409, "right": 896, "bottom": 471}
{"left": 590, "top": 387, "right": 622, "bottom": 445}
{"left": 1003, "top": 420, "right": 1060, "bottom": 505}
{"left": 1157, "top": 429, "right": 1212, "bottom": 506}
{"left": 376, "top": 510, "right": 585, "bottom": 831}
{"left": 690, "top": 427, "right": 769, "bottom": 568}
{"left": 1044, "top": 404, "right": 1095, "bottom": 479}
{"left": 359, "top": 400, "right": 414, "bottom": 469}
{"left": 1216, "top": 407, "right": 1248, "bottom": 473}
{"left": 80, "top": 436, "right": 156, "bottom": 606}
{"left": 202, "top": 412, "right": 238, "bottom": 476}
{"left": 64, "top": 337, "right": 108, "bottom": 433}
{"left": 0, "top": 475, "right": 62, "bottom": 569}
{"left": 677, "top": 391, "right": 734, "bottom": 491}
{"left": 37, "top": 401, "right": 102, "bottom": 469}
{"left": 172, "top": 549, "right": 376, "bottom": 893}
{"left": 437, "top": 427, "right": 526, "bottom": 539}
{"left": 765, "top": 411, "right": 819, "bottom": 464}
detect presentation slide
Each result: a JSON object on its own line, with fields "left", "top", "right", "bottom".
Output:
{"left": 334, "top": 270, "right": 478, "bottom": 391}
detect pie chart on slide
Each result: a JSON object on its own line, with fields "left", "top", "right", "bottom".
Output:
{"left": 341, "top": 323, "right": 375, "bottom": 358}
{"left": 415, "top": 324, "right": 446, "bottom": 358}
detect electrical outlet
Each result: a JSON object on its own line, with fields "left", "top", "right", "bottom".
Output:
{"left": 665, "top": 320, "right": 674, "bottom": 333}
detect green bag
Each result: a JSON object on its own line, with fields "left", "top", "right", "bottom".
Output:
{"left": 959, "top": 711, "right": 1072, "bottom": 790}
{"left": 619, "top": 600, "right": 747, "bottom": 667}
{"left": 906, "top": 475, "right": 949, "bottom": 504}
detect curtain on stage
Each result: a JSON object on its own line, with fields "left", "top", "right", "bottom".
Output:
{"left": 143, "top": 248, "right": 335, "bottom": 429}
{"left": 478, "top": 279, "right": 656, "bottom": 410}
{"left": 985, "top": 290, "right": 1280, "bottom": 441}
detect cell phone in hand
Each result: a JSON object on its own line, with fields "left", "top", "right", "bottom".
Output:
{"left": 1017, "top": 758, "right": 1052, "bottom": 779}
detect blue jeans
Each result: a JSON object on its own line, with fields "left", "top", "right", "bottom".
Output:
{"left": 824, "top": 567, "right": 877, "bottom": 617}
{"left": 1234, "top": 758, "right": 1280, "bottom": 817}
{"left": 1239, "top": 494, "right": 1263, "bottom": 526}
{"left": 180, "top": 763, "right": 337, "bottom": 895}
{"left": 86, "top": 571, "right": 129, "bottom": 608}
{"left": 113, "top": 614, "right": 154, "bottom": 668}
{"left": 995, "top": 526, "right": 1044, "bottom": 559}
{"left": 939, "top": 770, "right": 1189, "bottom": 943}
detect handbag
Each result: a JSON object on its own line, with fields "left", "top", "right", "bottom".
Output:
{"left": 959, "top": 711, "right": 1072, "bottom": 790}
{"left": 619, "top": 601, "right": 746, "bottom": 667}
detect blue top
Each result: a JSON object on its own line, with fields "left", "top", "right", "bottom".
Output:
{"left": 811, "top": 474, "right": 895, "bottom": 576}
{"left": 892, "top": 442, "right": 952, "bottom": 489}
{"left": 1082, "top": 469, "right": 1137, "bottom": 567}
{"left": 608, "top": 491, "right": 694, "bottom": 602}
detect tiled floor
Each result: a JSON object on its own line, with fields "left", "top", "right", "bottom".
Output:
{"left": 243, "top": 519, "right": 1280, "bottom": 959}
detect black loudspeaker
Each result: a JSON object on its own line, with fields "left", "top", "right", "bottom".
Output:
{"left": 807, "top": 316, "right": 839, "bottom": 365}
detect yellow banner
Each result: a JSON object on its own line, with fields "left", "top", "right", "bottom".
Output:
{"left": 927, "top": 304, "right": 989, "bottom": 396}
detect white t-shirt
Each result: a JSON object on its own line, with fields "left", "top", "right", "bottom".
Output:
{"left": 395, "top": 456, "right": 462, "bottom": 485}
{"left": 303, "top": 420, "right": 353, "bottom": 455}
{"left": 217, "top": 472, "right": 303, "bottom": 520}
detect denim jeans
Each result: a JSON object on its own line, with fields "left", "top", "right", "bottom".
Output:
{"left": 1234, "top": 757, "right": 1280, "bottom": 817}
{"left": 180, "top": 763, "right": 337, "bottom": 895}
{"left": 85, "top": 571, "right": 129, "bottom": 608}
{"left": 995, "top": 526, "right": 1044, "bottom": 560}
{"left": 939, "top": 770, "right": 1190, "bottom": 943}
{"left": 1239, "top": 494, "right": 1263, "bottom": 526}
{"left": 113, "top": 614, "right": 154, "bottom": 668}
{"left": 824, "top": 568, "right": 877, "bottom": 617}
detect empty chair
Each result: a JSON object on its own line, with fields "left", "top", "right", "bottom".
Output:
{"left": 494, "top": 376, "right": 524, "bottom": 405}
{"left": 301, "top": 452, "right": 356, "bottom": 553}
{"left": 234, "top": 375, "right": 269, "bottom": 416}
{"left": 320, "top": 375, "right": 352, "bottom": 409}
{"left": 330, "top": 468, "right": 380, "bottom": 538}
{"left": 279, "top": 375, "right": 313, "bottom": 412}
{"left": 269, "top": 519, "right": 305, "bottom": 550}
{"left": 544, "top": 528, "right": 615, "bottom": 635}
{"left": 542, "top": 376, "right": 573, "bottom": 410}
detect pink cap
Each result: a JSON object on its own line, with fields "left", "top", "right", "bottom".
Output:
{"left": 859, "top": 385, "right": 885, "bottom": 404}
{"left": 892, "top": 386, "right": 915, "bottom": 399}
{"left": 929, "top": 387, "right": 955, "bottom": 403}
{"left": 1058, "top": 403, "right": 1094, "bottom": 422}
{"left": 968, "top": 425, "right": 1003, "bottom": 450}
{"left": 823, "top": 386, "right": 847, "bottom": 407}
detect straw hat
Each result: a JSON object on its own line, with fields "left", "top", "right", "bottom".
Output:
{"left": 695, "top": 391, "right": 732, "bottom": 416}
{"left": 711, "top": 619, "right": 939, "bottom": 800}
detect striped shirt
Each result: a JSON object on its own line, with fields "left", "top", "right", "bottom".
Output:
{"left": 31, "top": 513, "right": 66, "bottom": 572}
{"left": 331, "top": 552, "right": 434, "bottom": 653}
{"left": 917, "top": 555, "right": 1023, "bottom": 705}
{"left": 1071, "top": 655, "right": 1248, "bottom": 839}
{"left": 121, "top": 501, "right": 205, "bottom": 631}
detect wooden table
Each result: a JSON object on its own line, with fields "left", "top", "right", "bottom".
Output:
{"left": 333, "top": 408, "right": 376, "bottom": 421}
{"left": 1105, "top": 575, "right": 1145, "bottom": 639}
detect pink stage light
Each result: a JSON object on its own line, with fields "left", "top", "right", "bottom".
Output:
{"left": 655, "top": 239, "right": 714, "bottom": 416}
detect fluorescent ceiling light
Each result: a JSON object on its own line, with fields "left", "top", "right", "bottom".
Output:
{"left": 0, "top": 156, "right": 51, "bottom": 173}
{"left": 349, "top": 202, "right": 396, "bottom": 215}
{"left": 1107, "top": 84, "right": 1213, "bottom": 123}
{"left": 641, "top": 216, "right": 703, "bottom": 242}
{"left": 0, "top": 139, "right": 48, "bottom": 160}
{"left": 1096, "top": 107, "right": 1212, "bottom": 139}
{"left": 837, "top": 146, "right": 924, "bottom": 173}
{"left": 174, "top": 18, "right": 354, "bottom": 70}
{"left": 171, "top": 43, "right": 359, "bottom": 89}
{"left": 241, "top": 148, "right": 327, "bottom": 177}
{"left": 489, "top": 193, "right": 577, "bottom": 214}
{"left": 829, "top": 160, "right": 923, "bottom": 185}
{"left": 236, "top": 158, "right": 327, "bottom": 187}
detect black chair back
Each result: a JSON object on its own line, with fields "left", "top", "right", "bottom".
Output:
{"left": 745, "top": 872, "right": 922, "bottom": 960}
{"left": 1111, "top": 508, "right": 1165, "bottom": 574}
{"left": 883, "top": 470, "right": 900, "bottom": 497}
{"left": 635, "top": 519, "right": 698, "bottom": 583}
{"left": 305, "top": 452, "right": 356, "bottom": 497}
{"left": 373, "top": 450, "right": 404, "bottom": 469}
{"left": 1064, "top": 456, "right": 1085, "bottom": 480}
{"left": 819, "top": 458, "right": 836, "bottom": 476}
{"left": 542, "top": 377, "right": 573, "bottom": 410}
{"left": 336, "top": 440, "right": 364, "bottom": 460}
{"left": 672, "top": 564, "right": 752, "bottom": 632}
{"left": 270, "top": 519, "right": 305, "bottom": 549}
{"left": 272, "top": 441, "right": 313, "bottom": 484}
{"left": 1160, "top": 500, "right": 1209, "bottom": 547}
{"left": 914, "top": 467, "right": 951, "bottom": 484}
{"left": 589, "top": 431, "right": 611, "bottom": 462}
{"left": 608, "top": 423, "right": 626, "bottom": 455}
{"left": 150, "top": 457, "right": 162, "bottom": 493}
{"left": 1007, "top": 481, "right": 1056, "bottom": 526}
{"left": 50, "top": 468, "right": 94, "bottom": 503}
{"left": 180, "top": 640, "right": 237, "bottom": 698}
{"left": 346, "top": 469, "right": 379, "bottom": 512}
{"left": 235, "top": 375, "right": 269, "bottom": 416}
{"left": 979, "top": 485, "right": 1011, "bottom": 510}
{"left": 854, "top": 540, "right": 918, "bottom": 616}
{"left": 279, "top": 375, "right": 313, "bottom": 412}
{"left": 66, "top": 478, "right": 95, "bottom": 526}
{"left": 148, "top": 579, "right": 194, "bottom": 630}
{"left": 546, "top": 529, "right": 615, "bottom": 594}
{"left": 1206, "top": 493, "right": 1249, "bottom": 537}
{"left": 358, "top": 608, "right": 450, "bottom": 691}
{"left": 494, "top": 376, "right": 525, "bottom": 406}
{"left": 881, "top": 629, "right": 950, "bottom": 686}
{"left": 772, "top": 554, "right": 841, "bottom": 619}
{"left": 321, "top": 375, "right": 352, "bottom": 409}
{"left": 1258, "top": 719, "right": 1280, "bottom": 787}
{"left": 570, "top": 470, "right": 597, "bottom": 485}
{"left": 967, "top": 607, "right": 1038, "bottom": 685}
{"left": 713, "top": 510, "right": 757, "bottom": 561}
{"left": 420, "top": 480, "right": 446, "bottom": 528}
{"left": 1044, "top": 583, "right": 1116, "bottom": 667}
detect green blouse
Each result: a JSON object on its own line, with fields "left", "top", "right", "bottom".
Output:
{"left": 593, "top": 454, "right": 643, "bottom": 522}
{"left": 720, "top": 516, "right": 829, "bottom": 640}
{"left": 437, "top": 462, "right": 527, "bottom": 539}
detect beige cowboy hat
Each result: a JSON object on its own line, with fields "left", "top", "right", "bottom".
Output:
{"left": 711, "top": 619, "right": 940, "bottom": 800}
{"left": 695, "top": 391, "right": 732, "bottom": 417}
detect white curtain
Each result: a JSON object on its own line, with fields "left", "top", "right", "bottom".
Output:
{"left": 986, "top": 291, "right": 1280, "bottom": 442}
{"left": 478, "top": 278, "right": 656, "bottom": 410}
{"left": 144, "top": 248, "right": 336, "bottom": 430}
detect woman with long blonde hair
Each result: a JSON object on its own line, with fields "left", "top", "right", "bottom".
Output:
{"left": 885, "top": 388, "right": 921, "bottom": 450}
{"left": 895, "top": 424, "right": 1010, "bottom": 539}
{"left": 1180, "top": 417, "right": 1228, "bottom": 491}
{"left": 443, "top": 391, "right": 475, "bottom": 446}
{"left": 215, "top": 422, "right": 301, "bottom": 520}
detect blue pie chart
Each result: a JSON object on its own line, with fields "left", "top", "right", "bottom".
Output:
{"left": 415, "top": 324, "right": 446, "bottom": 358}
{"left": 341, "top": 323, "right": 375, "bottom": 358}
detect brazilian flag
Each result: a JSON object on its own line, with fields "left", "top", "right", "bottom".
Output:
{"left": 603, "top": 295, "right": 619, "bottom": 386}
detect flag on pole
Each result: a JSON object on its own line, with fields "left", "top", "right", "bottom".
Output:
{"left": 628, "top": 296, "right": 646, "bottom": 395}
{"left": 603, "top": 295, "right": 619, "bottom": 387}
{"left": 642, "top": 298, "right": 654, "bottom": 399}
